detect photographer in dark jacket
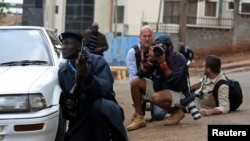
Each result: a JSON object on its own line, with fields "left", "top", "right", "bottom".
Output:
{"left": 58, "top": 32, "right": 127, "bottom": 141}
{"left": 179, "top": 42, "right": 194, "bottom": 77}
{"left": 179, "top": 42, "right": 194, "bottom": 65}
{"left": 127, "top": 33, "right": 188, "bottom": 131}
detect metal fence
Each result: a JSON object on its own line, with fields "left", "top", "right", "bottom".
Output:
{"left": 188, "top": 17, "right": 233, "bottom": 28}
{"left": 146, "top": 16, "right": 233, "bottom": 33}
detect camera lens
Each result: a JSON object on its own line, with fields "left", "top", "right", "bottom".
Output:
{"left": 153, "top": 46, "right": 163, "bottom": 56}
{"left": 186, "top": 101, "right": 201, "bottom": 120}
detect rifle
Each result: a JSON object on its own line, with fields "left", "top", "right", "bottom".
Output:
{"left": 67, "top": 38, "right": 88, "bottom": 113}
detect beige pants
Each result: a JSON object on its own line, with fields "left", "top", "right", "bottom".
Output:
{"left": 144, "top": 78, "right": 185, "bottom": 107}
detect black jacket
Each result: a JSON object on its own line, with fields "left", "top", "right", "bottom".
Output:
{"left": 58, "top": 52, "right": 127, "bottom": 141}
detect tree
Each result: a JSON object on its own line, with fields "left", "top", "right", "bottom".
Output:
{"left": 0, "top": 0, "right": 9, "bottom": 20}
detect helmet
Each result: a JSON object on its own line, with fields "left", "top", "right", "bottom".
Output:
{"left": 155, "top": 34, "right": 172, "bottom": 44}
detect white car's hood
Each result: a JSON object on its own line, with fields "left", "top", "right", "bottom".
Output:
{"left": 0, "top": 66, "right": 51, "bottom": 93}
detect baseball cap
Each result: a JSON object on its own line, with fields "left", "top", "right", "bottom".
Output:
{"left": 59, "top": 32, "right": 83, "bottom": 42}
{"left": 155, "top": 34, "right": 172, "bottom": 44}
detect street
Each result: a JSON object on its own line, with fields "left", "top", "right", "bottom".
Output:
{"left": 114, "top": 70, "right": 250, "bottom": 141}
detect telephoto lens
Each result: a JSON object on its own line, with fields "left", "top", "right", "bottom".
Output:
{"left": 180, "top": 95, "right": 201, "bottom": 120}
{"left": 185, "top": 101, "right": 201, "bottom": 120}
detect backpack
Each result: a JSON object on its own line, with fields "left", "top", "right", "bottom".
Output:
{"left": 132, "top": 44, "right": 167, "bottom": 120}
{"left": 132, "top": 44, "right": 140, "bottom": 70}
{"left": 212, "top": 74, "right": 243, "bottom": 111}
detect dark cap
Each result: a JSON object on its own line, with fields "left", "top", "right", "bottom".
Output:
{"left": 59, "top": 32, "right": 83, "bottom": 42}
{"left": 155, "top": 34, "right": 172, "bottom": 44}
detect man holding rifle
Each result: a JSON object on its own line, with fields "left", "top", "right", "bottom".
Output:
{"left": 58, "top": 32, "right": 127, "bottom": 141}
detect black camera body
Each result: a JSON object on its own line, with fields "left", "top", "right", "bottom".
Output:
{"left": 153, "top": 43, "right": 164, "bottom": 56}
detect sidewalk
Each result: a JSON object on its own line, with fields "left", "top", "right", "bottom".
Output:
{"left": 189, "top": 60, "right": 250, "bottom": 76}
{"left": 221, "top": 60, "right": 250, "bottom": 72}
{"left": 115, "top": 70, "right": 250, "bottom": 141}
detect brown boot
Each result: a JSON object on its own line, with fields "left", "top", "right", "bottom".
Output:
{"left": 164, "top": 107, "right": 185, "bottom": 126}
{"left": 127, "top": 113, "right": 146, "bottom": 131}
{"left": 131, "top": 112, "right": 137, "bottom": 122}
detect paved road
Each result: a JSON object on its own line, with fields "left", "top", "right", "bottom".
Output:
{"left": 114, "top": 70, "right": 250, "bottom": 141}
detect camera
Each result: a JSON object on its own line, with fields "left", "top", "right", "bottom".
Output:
{"left": 153, "top": 43, "right": 164, "bottom": 56}
{"left": 194, "top": 91, "right": 204, "bottom": 99}
{"left": 180, "top": 94, "right": 201, "bottom": 120}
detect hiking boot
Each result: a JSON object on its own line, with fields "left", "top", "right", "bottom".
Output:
{"left": 127, "top": 113, "right": 146, "bottom": 131}
{"left": 131, "top": 112, "right": 137, "bottom": 122}
{"left": 164, "top": 107, "right": 185, "bottom": 126}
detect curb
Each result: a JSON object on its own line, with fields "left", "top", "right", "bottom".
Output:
{"left": 189, "top": 61, "right": 250, "bottom": 76}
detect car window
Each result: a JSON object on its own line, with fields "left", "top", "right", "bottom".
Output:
{"left": 46, "top": 30, "right": 61, "bottom": 46}
{"left": 0, "top": 29, "right": 51, "bottom": 65}
{"left": 46, "top": 30, "right": 62, "bottom": 57}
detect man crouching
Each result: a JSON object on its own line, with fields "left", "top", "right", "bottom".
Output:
{"left": 127, "top": 33, "right": 188, "bottom": 131}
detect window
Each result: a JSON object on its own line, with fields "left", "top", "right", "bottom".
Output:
{"left": 163, "top": 1, "right": 180, "bottom": 24}
{"left": 55, "top": 5, "right": 58, "bottom": 14}
{"left": 46, "top": 30, "right": 62, "bottom": 57}
{"left": 65, "top": 0, "right": 94, "bottom": 32}
{"left": 228, "top": 1, "right": 234, "bottom": 10}
{"left": 66, "top": 5, "right": 82, "bottom": 15}
{"left": 240, "top": 2, "right": 250, "bottom": 14}
{"left": 83, "top": 5, "right": 93, "bottom": 16}
{"left": 187, "top": 1, "right": 198, "bottom": 24}
{"left": 84, "top": 0, "right": 93, "bottom": 4}
{"left": 46, "top": 30, "right": 61, "bottom": 47}
{"left": 116, "top": 6, "right": 124, "bottom": 23}
{"left": 35, "top": 0, "right": 43, "bottom": 8}
{"left": 205, "top": 1, "right": 217, "bottom": 17}
{"left": 114, "top": 32, "right": 122, "bottom": 36}
{"left": 67, "top": 0, "right": 81, "bottom": 4}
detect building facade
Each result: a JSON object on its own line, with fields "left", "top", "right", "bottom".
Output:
{"left": 22, "top": 0, "right": 95, "bottom": 34}
{"left": 21, "top": 0, "right": 250, "bottom": 49}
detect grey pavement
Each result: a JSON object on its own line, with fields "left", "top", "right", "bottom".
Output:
{"left": 114, "top": 59, "right": 250, "bottom": 141}
{"left": 189, "top": 59, "right": 250, "bottom": 76}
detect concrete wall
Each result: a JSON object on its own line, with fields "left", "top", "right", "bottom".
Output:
{"left": 186, "top": 27, "right": 233, "bottom": 50}
{"left": 233, "top": 15, "right": 250, "bottom": 46}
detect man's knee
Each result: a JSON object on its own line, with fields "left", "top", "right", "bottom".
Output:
{"left": 91, "top": 100, "right": 103, "bottom": 115}
{"left": 152, "top": 93, "right": 160, "bottom": 105}
{"left": 131, "top": 77, "right": 146, "bottom": 88}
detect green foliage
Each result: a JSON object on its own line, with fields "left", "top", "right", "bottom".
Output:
{"left": 0, "top": 1, "right": 10, "bottom": 20}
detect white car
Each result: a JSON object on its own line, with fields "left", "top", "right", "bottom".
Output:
{"left": 0, "top": 26, "right": 65, "bottom": 141}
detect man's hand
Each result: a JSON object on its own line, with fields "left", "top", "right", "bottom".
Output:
{"left": 66, "top": 99, "right": 77, "bottom": 111}
{"left": 95, "top": 47, "right": 103, "bottom": 54}
{"left": 76, "top": 53, "right": 89, "bottom": 78}
{"left": 199, "top": 108, "right": 222, "bottom": 116}
{"left": 149, "top": 46, "right": 166, "bottom": 64}
{"left": 190, "top": 82, "right": 202, "bottom": 92}
{"left": 140, "top": 60, "right": 152, "bottom": 72}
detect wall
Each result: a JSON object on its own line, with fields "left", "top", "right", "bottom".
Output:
{"left": 94, "top": 0, "right": 111, "bottom": 33}
{"left": 233, "top": 14, "right": 250, "bottom": 46}
{"left": 103, "top": 33, "right": 139, "bottom": 66}
{"left": 104, "top": 16, "right": 250, "bottom": 67}
{"left": 186, "top": 27, "right": 233, "bottom": 50}
{"left": 94, "top": 0, "right": 161, "bottom": 36}
{"left": 103, "top": 32, "right": 180, "bottom": 66}
{"left": 185, "top": 15, "right": 250, "bottom": 51}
